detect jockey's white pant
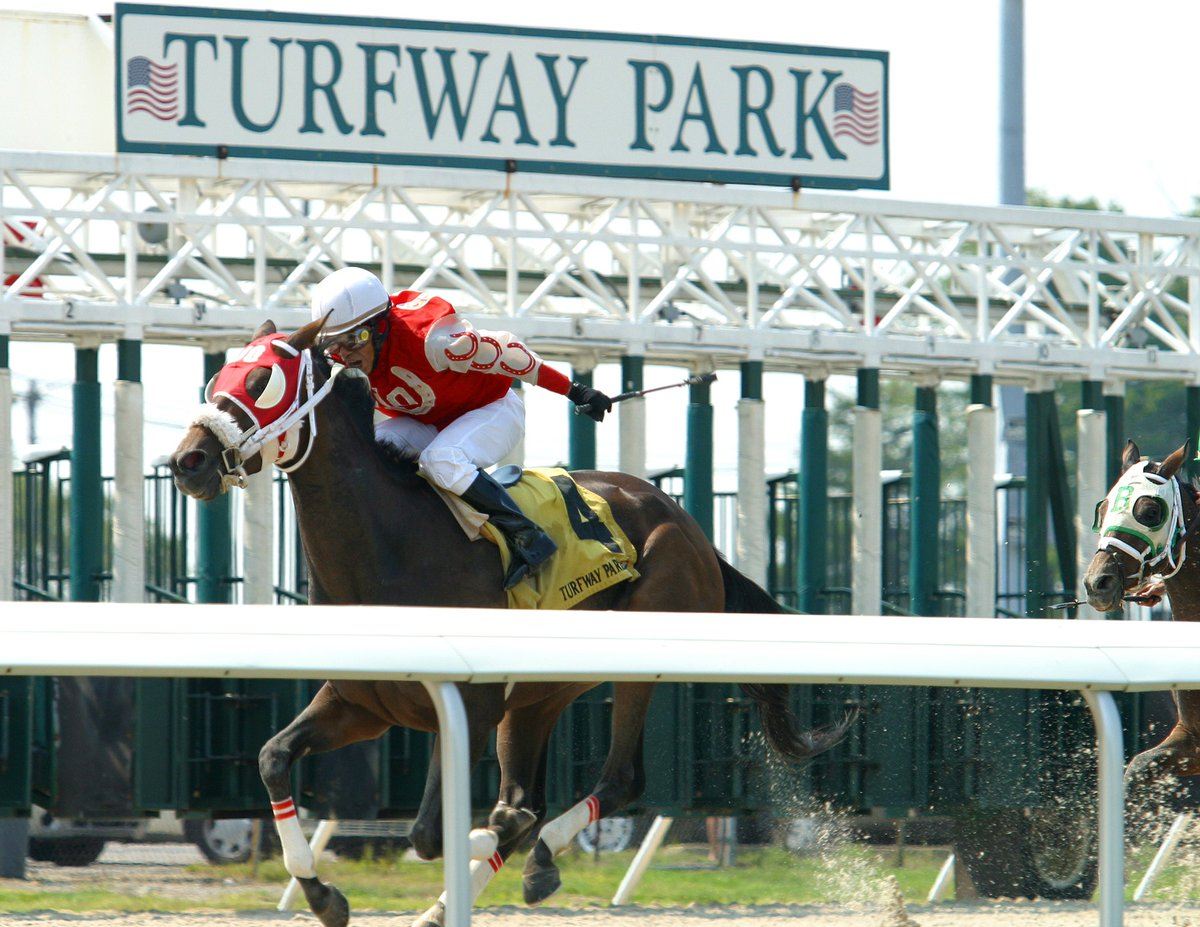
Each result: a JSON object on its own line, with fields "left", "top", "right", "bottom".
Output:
{"left": 374, "top": 389, "right": 524, "bottom": 495}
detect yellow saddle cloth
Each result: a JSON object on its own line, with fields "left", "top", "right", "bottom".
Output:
{"left": 480, "top": 468, "right": 640, "bottom": 610}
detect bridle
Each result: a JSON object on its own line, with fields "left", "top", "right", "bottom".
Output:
{"left": 190, "top": 347, "right": 346, "bottom": 492}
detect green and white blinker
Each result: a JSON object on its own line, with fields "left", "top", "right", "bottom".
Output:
{"left": 1093, "top": 460, "right": 1186, "bottom": 582}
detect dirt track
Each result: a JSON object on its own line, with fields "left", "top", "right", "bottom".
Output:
{"left": 7, "top": 901, "right": 1200, "bottom": 926}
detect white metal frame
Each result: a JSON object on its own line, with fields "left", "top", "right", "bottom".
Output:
{"left": 6, "top": 604, "right": 1200, "bottom": 926}
{"left": 3, "top": 150, "right": 1200, "bottom": 386}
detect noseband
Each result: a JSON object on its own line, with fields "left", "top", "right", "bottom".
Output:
{"left": 190, "top": 348, "right": 346, "bottom": 491}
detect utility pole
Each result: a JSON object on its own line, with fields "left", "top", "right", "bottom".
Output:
{"left": 23, "top": 379, "right": 42, "bottom": 445}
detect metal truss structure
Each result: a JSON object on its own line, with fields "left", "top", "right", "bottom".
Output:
{"left": 3, "top": 149, "right": 1200, "bottom": 385}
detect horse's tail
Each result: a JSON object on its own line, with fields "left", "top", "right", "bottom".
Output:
{"left": 717, "top": 554, "right": 860, "bottom": 763}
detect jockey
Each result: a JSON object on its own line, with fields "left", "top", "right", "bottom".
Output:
{"left": 310, "top": 266, "right": 613, "bottom": 590}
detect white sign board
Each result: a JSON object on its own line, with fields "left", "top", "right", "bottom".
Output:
{"left": 115, "top": 4, "right": 889, "bottom": 189}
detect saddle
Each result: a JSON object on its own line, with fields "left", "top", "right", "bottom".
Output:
{"left": 436, "top": 466, "right": 640, "bottom": 609}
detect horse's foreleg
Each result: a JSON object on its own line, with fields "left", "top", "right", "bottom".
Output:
{"left": 523, "top": 682, "right": 655, "bottom": 906}
{"left": 1127, "top": 690, "right": 1200, "bottom": 795}
{"left": 409, "top": 683, "right": 506, "bottom": 862}
{"left": 259, "top": 683, "right": 388, "bottom": 927}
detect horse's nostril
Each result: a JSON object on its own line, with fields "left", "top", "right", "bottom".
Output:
{"left": 1093, "top": 573, "right": 1116, "bottom": 593}
{"left": 179, "top": 450, "right": 207, "bottom": 473}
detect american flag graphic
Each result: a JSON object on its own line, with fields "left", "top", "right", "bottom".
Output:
{"left": 126, "top": 56, "right": 178, "bottom": 121}
{"left": 832, "top": 82, "right": 880, "bottom": 146}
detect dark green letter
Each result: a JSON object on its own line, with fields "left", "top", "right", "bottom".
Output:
{"left": 481, "top": 53, "right": 537, "bottom": 145}
{"left": 537, "top": 54, "right": 587, "bottom": 148}
{"left": 299, "top": 39, "right": 354, "bottom": 135}
{"left": 227, "top": 36, "right": 291, "bottom": 133}
{"left": 670, "top": 64, "right": 725, "bottom": 154}
{"left": 628, "top": 59, "right": 673, "bottom": 151}
{"left": 790, "top": 68, "right": 845, "bottom": 161}
{"left": 732, "top": 64, "right": 783, "bottom": 157}
{"left": 408, "top": 47, "right": 489, "bottom": 141}
{"left": 359, "top": 43, "right": 402, "bottom": 137}
{"left": 163, "top": 32, "right": 218, "bottom": 128}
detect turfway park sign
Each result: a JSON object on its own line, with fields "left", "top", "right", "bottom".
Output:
{"left": 114, "top": 4, "right": 889, "bottom": 190}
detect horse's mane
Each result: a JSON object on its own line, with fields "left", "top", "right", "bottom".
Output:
{"left": 314, "top": 351, "right": 420, "bottom": 479}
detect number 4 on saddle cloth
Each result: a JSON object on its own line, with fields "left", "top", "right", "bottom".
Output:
{"left": 438, "top": 466, "right": 641, "bottom": 609}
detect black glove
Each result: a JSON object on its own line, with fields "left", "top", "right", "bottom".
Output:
{"left": 567, "top": 382, "right": 613, "bottom": 423}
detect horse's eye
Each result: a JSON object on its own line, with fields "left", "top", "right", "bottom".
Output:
{"left": 1133, "top": 497, "right": 1167, "bottom": 529}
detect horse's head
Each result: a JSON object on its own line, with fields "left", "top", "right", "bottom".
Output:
{"left": 1083, "top": 438, "right": 1193, "bottom": 610}
{"left": 170, "top": 317, "right": 327, "bottom": 500}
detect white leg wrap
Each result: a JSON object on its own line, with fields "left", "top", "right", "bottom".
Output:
{"left": 271, "top": 798, "right": 316, "bottom": 879}
{"left": 469, "top": 827, "right": 499, "bottom": 860}
{"left": 435, "top": 851, "right": 504, "bottom": 908}
{"left": 538, "top": 794, "right": 600, "bottom": 856}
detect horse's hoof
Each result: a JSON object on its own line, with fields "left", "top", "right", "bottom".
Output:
{"left": 411, "top": 900, "right": 445, "bottom": 927}
{"left": 489, "top": 803, "right": 538, "bottom": 846}
{"left": 302, "top": 879, "right": 350, "bottom": 927}
{"left": 522, "top": 840, "right": 562, "bottom": 905}
{"left": 523, "top": 865, "right": 562, "bottom": 905}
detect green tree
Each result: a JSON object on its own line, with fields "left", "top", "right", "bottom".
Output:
{"left": 827, "top": 379, "right": 968, "bottom": 496}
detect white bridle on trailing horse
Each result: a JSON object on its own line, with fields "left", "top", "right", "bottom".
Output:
{"left": 189, "top": 343, "right": 347, "bottom": 492}
{"left": 1093, "top": 460, "right": 1188, "bottom": 583}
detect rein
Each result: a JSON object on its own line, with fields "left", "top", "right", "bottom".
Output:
{"left": 192, "top": 349, "right": 346, "bottom": 491}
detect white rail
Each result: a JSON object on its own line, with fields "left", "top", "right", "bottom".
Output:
{"left": 5, "top": 602, "right": 1200, "bottom": 927}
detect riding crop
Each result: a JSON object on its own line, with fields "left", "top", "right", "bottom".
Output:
{"left": 573, "top": 371, "right": 717, "bottom": 414}
{"left": 1048, "top": 594, "right": 1161, "bottom": 612}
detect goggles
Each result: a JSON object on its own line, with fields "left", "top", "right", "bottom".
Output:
{"left": 327, "top": 323, "right": 374, "bottom": 352}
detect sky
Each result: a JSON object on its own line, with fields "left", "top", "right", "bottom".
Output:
{"left": 6, "top": 0, "right": 1200, "bottom": 484}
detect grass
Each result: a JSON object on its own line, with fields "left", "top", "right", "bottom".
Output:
{"left": 11, "top": 841, "right": 1200, "bottom": 913}
{"left": 0, "top": 844, "right": 947, "bottom": 913}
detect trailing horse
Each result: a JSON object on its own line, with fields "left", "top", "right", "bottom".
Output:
{"left": 1083, "top": 439, "right": 1200, "bottom": 798}
{"left": 171, "top": 317, "right": 856, "bottom": 927}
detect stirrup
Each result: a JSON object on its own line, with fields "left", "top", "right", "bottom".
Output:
{"left": 503, "top": 560, "right": 534, "bottom": 590}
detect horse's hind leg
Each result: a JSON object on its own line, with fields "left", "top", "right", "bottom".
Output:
{"left": 409, "top": 683, "right": 507, "bottom": 861}
{"left": 412, "top": 692, "right": 576, "bottom": 927}
{"left": 523, "top": 681, "right": 655, "bottom": 905}
{"left": 259, "top": 683, "right": 388, "bottom": 927}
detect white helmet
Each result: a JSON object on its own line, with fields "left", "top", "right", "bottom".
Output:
{"left": 311, "top": 267, "right": 389, "bottom": 337}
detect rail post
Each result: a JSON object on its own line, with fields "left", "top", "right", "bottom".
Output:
{"left": 0, "top": 332, "right": 11, "bottom": 601}
{"left": 909, "top": 384, "right": 939, "bottom": 616}
{"left": 113, "top": 336, "right": 145, "bottom": 603}
{"left": 197, "top": 348, "right": 232, "bottom": 604}
{"left": 965, "top": 374, "right": 995, "bottom": 618}
{"left": 1024, "top": 387, "right": 1049, "bottom": 617}
{"left": 568, "top": 365, "right": 596, "bottom": 471}
{"left": 1082, "top": 689, "right": 1124, "bottom": 927}
{"left": 70, "top": 344, "right": 103, "bottom": 602}
{"left": 798, "top": 375, "right": 828, "bottom": 614}
{"left": 684, "top": 368, "right": 714, "bottom": 541}
{"left": 619, "top": 355, "right": 646, "bottom": 480}
{"left": 736, "top": 359, "right": 766, "bottom": 585}
{"left": 422, "top": 682, "right": 472, "bottom": 927}
{"left": 1104, "top": 383, "right": 1125, "bottom": 489}
{"left": 1187, "top": 384, "right": 1200, "bottom": 484}
{"left": 1077, "top": 382, "right": 1107, "bottom": 619}
{"left": 852, "top": 367, "right": 881, "bottom": 615}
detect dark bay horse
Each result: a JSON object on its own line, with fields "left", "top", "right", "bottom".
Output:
{"left": 1083, "top": 439, "right": 1200, "bottom": 798}
{"left": 170, "top": 317, "right": 855, "bottom": 927}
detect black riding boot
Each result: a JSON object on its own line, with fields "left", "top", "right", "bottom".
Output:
{"left": 461, "top": 470, "right": 558, "bottom": 590}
